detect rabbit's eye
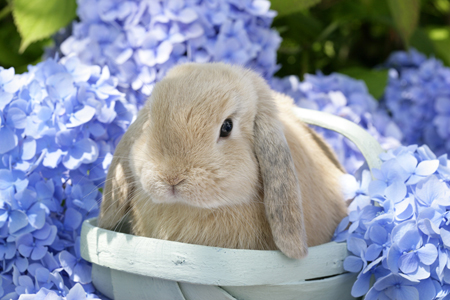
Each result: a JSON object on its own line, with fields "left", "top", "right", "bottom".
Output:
{"left": 220, "top": 119, "right": 233, "bottom": 137}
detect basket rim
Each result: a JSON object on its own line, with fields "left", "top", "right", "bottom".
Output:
{"left": 81, "top": 217, "right": 348, "bottom": 286}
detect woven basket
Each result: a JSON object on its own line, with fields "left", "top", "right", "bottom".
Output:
{"left": 80, "top": 107, "right": 384, "bottom": 300}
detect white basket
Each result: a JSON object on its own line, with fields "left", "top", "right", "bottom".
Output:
{"left": 80, "top": 107, "right": 384, "bottom": 300}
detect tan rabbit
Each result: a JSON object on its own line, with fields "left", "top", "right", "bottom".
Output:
{"left": 98, "top": 63, "right": 347, "bottom": 259}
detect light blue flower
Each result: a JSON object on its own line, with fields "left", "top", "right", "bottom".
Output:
{"left": 366, "top": 274, "right": 420, "bottom": 300}
{"left": 382, "top": 49, "right": 450, "bottom": 156}
{"left": 60, "top": 0, "right": 280, "bottom": 106}
{"left": 0, "top": 54, "right": 132, "bottom": 299}
{"left": 270, "top": 73, "right": 401, "bottom": 174}
{"left": 335, "top": 145, "right": 450, "bottom": 298}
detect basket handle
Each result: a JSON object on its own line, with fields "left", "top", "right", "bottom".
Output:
{"left": 291, "top": 107, "right": 384, "bottom": 173}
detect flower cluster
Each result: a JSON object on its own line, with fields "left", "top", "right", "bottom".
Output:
{"left": 0, "top": 55, "right": 136, "bottom": 299}
{"left": 60, "top": 0, "right": 281, "bottom": 107}
{"left": 335, "top": 144, "right": 450, "bottom": 299}
{"left": 271, "top": 73, "right": 402, "bottom": 174}
{"left": 382, "top": 49, "right": 450, "bottom": 156}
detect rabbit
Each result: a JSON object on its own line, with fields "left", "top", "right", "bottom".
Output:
{"left": 98, "top": 62, "right": 347, "bottom": 259}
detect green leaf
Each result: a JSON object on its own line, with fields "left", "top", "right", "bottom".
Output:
{"left": 271, "top": 0, "right": 321, "bottom": 17}
{"left": 410, "top": 28, "right": 436, "bottom": 56}
{"left": 386, "top": 0, "right": 420, "bottom": 47}
{"left": 0, "top": 20, "right": 47, "bottom": 73}
{"left": 12, "top": 0, "right": 76, "bottom": 53}
{"left": 427, "top": 26, "right": 450, "bottom": 66}
{"left": 339, "top": 67, "right": 389, "bottom": 99}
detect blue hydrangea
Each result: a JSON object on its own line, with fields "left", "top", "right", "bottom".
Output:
{"left": 335, "top": 144, "right": 450, "bottom": 299}
{"left": 60, "top": 0, "right": 281, "bottom": 107}
{"left": 382, "top": 49, "right": 450, "bottom": 156}
{"left": 0, "top": 55, "right": 135, "bottom": 299}
{"left": 270, "top": 73, "right": 402, "bottom": 174}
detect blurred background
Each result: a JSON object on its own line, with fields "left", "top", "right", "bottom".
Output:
{"left": 0, "top": 0, "right": 449, "bottom": 98}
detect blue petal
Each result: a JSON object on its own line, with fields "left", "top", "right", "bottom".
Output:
{"left": 369, "top": 224, "right": 388, "bottom": 244}
{"left": 0, "top": 126, "right": 18, "bottom": 154}
{"left": 15, "top": 188, "right": 37, "bottom": 210}
{"left": 15, "top": 255, "right": 28, "bottom": 272}
{"left": 67, "top": 105, "right": 96, "bottom": 128}
{"left": 417, "top": 244, "right": 438, "bottom": 265}
{"left": 64, "top": 207, "right": 83, "bottom": 231}
{"left": 407, "top": 264, "right": 431, "bottom": 280}
{"left": 59, "top": 250, "right": 77, "bottom": 275}
{"left": 42, "top": 252, "right": 60, "bottom": 271}
{"left": 392, "top": 220, "right": 420, "bottom": 245}
{"left": 0, "top": 91, "right": 13, "bottom": 110}
{"left": 63, "top": 138, "right": 99, "bottom": 170}
{"left": 387, "top": 244, "right": 402, "bottom": 273}
{"left": 36, "top": 225, "right": 57, "bottom": 245}
{"left": 66, "top": 283, "right": 87, "bottom": 300}
{"left": 32, "top": 223, "right": 51, "bottom": 239}
{"left": 72, "top": 261, "right": 92, "bottom": 284}
{"left": 397, "top": 154, "right": 417, "bottom": 174}
{"left": 27, "top": 203, "right": 46, "bottom": 229}
{"left": 176, "top": 8, "right": 198, "bottom": 23}
{"left": 415, "top": 160, "right": 439, "bottom": 176}
{"left": 399, "top": 252, "right": 419, "bottom": 273}
{"left": 0, "top": 169, "right": 14, "bottom": 189}
{"left": 385, "top": 285, "right": 419, "bottom": 300}
{"left": 365, "top": 244, "right": 383, "bottom": 262}
{"left": 351, "top": 271, "right": 372, "bottom": 297}
{"left": 347, "top": 236, "right": 367, "bottom": 256}
{"left": 9, "top": 210, "right": 28, "bottom": 233}
{"left": 31, "top": 245, "right": 48, "bottom": 260}
{"left": 364, "top": 287, "right": 382, "bottom": 300}
{"left": 18, "top": 245, "right": 33, "bottom": 257}
{"left": 155, "top": 41, "right": 173, "bottom": 64}
{"left": 441, "top": 227, "right": 450, "bottom": 248}
{"left": 43, "top": 149, "right": 64, "bottom": 168}
{"left": 46, "top": 72, "right": 76, "bottom": 99}
{"left": 398, "top": 228, "right": 422, "bottom": 252}
{"left": 35, "top": 267, "right": 50, "bottom": 283}
{"left": 368, "top": 180, "right": 387, "bottom": 198}
{"left": 138, "top": 49, "right": 156, "bottom": 67}
{"left": 344, "top": 255, "right": 363, "bottom": 273}
{"left": 7, "top": 107, "right": 27, "bottom": 129}
{"left": 385, "top": 180, "right": 407, "bottom": 203}
{"left": 18, "top": 275, "right": 34, "bottom": 289}
{"left": 22, "top": 137, "right": 36, "bottom": 160}
{"left": 375, "top": 274, "right": 419, "bottom": 291}
{"left": 416, "top": 278, "right": 436, "bottom": 300}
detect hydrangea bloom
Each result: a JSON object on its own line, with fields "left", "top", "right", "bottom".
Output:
{"left": 382, "top": 49, "right": 450, "bottom": 156}
{"left": 60, "top": 0, "right": 281, "bottom": 107}
{"left": 335, "top": 144, "right": 450, "bottom": 299}
{"left": 271, "top": 73, "right": 402, "bottom": 174}
{"left": 0, "top": 55, "right": 135, "bottom": 299}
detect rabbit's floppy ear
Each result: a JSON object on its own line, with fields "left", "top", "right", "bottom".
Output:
{"left": 98, "top": 106, "right": 148, "bottom": 230}
{"left": 249, "top": 73, "right": 308, "bottom": 259}
{"left": 98, "top": 142, "right": 134, "bottom": 230}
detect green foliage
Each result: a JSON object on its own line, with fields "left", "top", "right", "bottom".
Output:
{"left": 427, "top": 26, "right": 450, "bottom": 66}
{"left": 339, "top": 68, "right": 389, "bottom": 99}
{"left": 273, "top": 0, "right": 450, "bottom": 98}
{"left": 387, "top": 0, "right": 420, "bottom": 47}
{"left": 12, "top": 0, "right": 77, "bottom": 53}
{"left": 0, "top": 0, "right": 448, "bottom": 95}
{"left": 0, "top": 0, "right": 76, "bottom": 73}
{"left": 270, "top": 0, "right": 321, "bottom": 17}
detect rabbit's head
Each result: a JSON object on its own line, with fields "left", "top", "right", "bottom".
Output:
{"left": 128, "top": 63, "right": 307, "bottom": 258}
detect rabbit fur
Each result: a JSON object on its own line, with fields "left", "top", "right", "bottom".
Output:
{"left": 98, "top": 62, "right": 347, "bottom": 259}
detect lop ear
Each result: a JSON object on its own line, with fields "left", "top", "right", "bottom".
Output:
{"left": 250, "top": 73, "right": 308, "bottom": 259}
{"left": 98, "top": 106, "right": 148, "bottom": 231}
{"left": 98, "top": 141, "right": 134, "bottom": 231}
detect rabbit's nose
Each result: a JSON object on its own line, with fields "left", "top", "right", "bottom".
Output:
{"left": 165, "top": 176, "right": 185, "bottom": 187}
